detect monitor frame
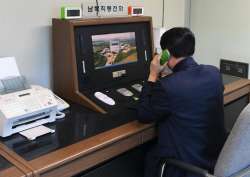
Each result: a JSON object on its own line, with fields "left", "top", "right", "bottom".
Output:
{"left": 74, "top": 20, "right": 153, "bottom": 91}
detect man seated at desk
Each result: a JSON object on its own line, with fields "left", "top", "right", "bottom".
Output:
{"left": 137, "top": 27, "right": 227, "bottom": 177}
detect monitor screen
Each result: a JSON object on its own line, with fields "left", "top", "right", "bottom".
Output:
{"left": 92, "top": 32, "right": 138, "bottom": 70}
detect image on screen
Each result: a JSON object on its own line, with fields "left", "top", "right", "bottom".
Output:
{"left": 92, "top": 32, "right": 138, "bottom": 69}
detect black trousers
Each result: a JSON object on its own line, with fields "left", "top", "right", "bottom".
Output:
{"left": 144, "top": 145, "right": 161, "bottom": 177}
{"left": 144, "top": 145, "right": 196, "bottom": 177}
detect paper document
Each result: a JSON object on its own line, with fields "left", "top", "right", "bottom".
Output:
{"left": 0, "top": 57, "right": 21, "bottom": 80}
{"left": 19, "top": 125, "right": 55, "bottom": 140}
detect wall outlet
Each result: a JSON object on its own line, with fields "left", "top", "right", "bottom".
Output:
{"left": 220, "top": 59, "right": 249, "bottom": 78}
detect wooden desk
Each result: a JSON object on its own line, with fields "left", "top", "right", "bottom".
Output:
{"left": 0, "top": 148, "right": 31, "bottom": 177}
{"left": 0, "top": 77, "right": 250, "bottom": 177}
{"left": 224, "top": 78, "right": 250, "bottom": 104}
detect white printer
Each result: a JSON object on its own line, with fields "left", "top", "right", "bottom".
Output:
{"left": 0, "top": 57, "right": 69, "bottom": 137}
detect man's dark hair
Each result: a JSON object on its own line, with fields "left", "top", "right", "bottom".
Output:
{"left": 160, "top": 27, "right": 195, "bottom": 58}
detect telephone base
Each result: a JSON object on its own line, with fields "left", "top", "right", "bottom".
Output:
{"left": 55, "top": 81, "right": 143, "bottom": 114}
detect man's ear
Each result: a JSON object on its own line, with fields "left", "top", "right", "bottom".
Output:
{"left": 167, "top": 57, "right": 175, "bottom": 68}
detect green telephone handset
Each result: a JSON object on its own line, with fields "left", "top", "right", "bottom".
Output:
{"left": 160, "top": 49, "right": 170, "bottom": 65}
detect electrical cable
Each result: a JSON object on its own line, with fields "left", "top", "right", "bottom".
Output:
{"left": 55, "top": 111, "right": 65, "bottom": 119}
{"left": 96, "top": 0, "right": 99, "bottom": 17}
{"left": 162, "top": 0, "right": 165, "bottom": 27}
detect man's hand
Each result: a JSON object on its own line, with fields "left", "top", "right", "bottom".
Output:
{"left": 148, "top": 55, "right": 162, "bottom": 82}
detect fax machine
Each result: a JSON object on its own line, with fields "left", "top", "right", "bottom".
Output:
{"left": 0, "top": 57, "right": 69, "bottom": 137}
{"left": 0, "top": 85, "right": 68, "bottom": 137}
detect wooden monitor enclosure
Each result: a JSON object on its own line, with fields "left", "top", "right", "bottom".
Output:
{"left": 52, "top": 16, "right": 154, "bottom": 113}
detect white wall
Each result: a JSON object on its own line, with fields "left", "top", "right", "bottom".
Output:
{"left": 164, "top": 0, "right": 190, "bottom": 29}
{"left": 145, "top": 0, "right": 189, "bottom": 29}
{"left": 190, "top": 0, "right": 250, "bottom": 71}
{"left": 0, "top": 0, "right": 187, "bottom": 88}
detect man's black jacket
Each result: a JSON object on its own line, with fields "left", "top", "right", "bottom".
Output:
{"left": 137, "top": 57, "right": 226, "bottom": 173}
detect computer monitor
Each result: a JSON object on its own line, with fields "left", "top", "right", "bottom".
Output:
{"left": 74, "top": 20, "right": 153, "bottom": 91}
